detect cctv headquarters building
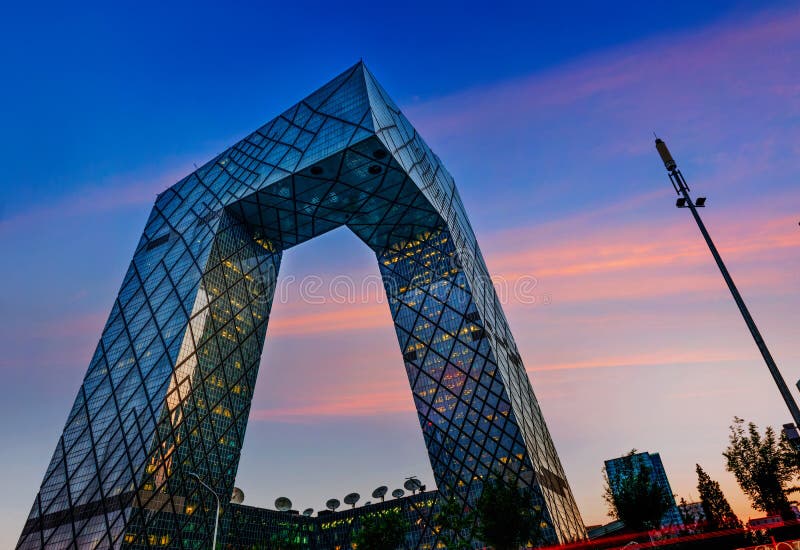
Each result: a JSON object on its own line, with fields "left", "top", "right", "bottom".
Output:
{"left": 18, "top": 63, "right": 586, "bottom": 549}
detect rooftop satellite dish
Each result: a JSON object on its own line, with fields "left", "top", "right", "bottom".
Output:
{"left": 344, "top": 492, "right": 360, "bottom": 508}
{"left": 326, "top": 498, "right": 340, "bottom": 512}
{"left": 364, "top": 501, "right": 372, "bottom": 506}
{"left": 371, "top": 486, "right": 388, "bottom": 502}
{"left": 403, "top": 477, "right": 422, "bottom": 493}
{"left": 275, "top": 497, "right": 292, "bottom": 512}
{"left": 302, "top": 508, "right": 314, "bottom": 517}
{"left": 391, "top": 489, "right": 405, "bottom": 499}
{"left": 230, "top": 487, "right": 245, "bottom": 504}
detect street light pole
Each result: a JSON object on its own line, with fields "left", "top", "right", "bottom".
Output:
{"left": 187, "top": 471, "right": 221, "bottom": 550}
{"left": 654, "top": 137, "right": 800, "bottom": 428}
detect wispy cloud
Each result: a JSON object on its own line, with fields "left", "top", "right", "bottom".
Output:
{"left": 404, "top": 8, "right": 800, "bottom": 145}
{"left": 267, "top": 302, "right": 390, "bottom": 337}
{"left": 526, "top": 351, "right": 742, "bottom": 373}
{"left": 250, "top": 382, "right": 414, "bottom": 423}
{"left": 0, "top": 168, "right": 186, "bottom": 235}
{"left": 265, "top": 205, "right": 798, "bottom": 337}
{"left": 485, "top": 209, "right": 798, "bottom": 304}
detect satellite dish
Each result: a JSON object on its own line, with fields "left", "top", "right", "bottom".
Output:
{"left": 371, "top": 486, "right": 388, "bottom": 502}
{"left": 364, "top": 501, "right": 372, "bottom": 506}
{"left": 302, "top": 508, "right": 314, "bottom": 517}
{"left": 344, "top": 492, "right": 360, "bottom": 508}
{"left": 404, "top": 478, "right": 422, "bottom": 493}
{"left": 275, "top": 497, "right": 292, "bottom": 512}
{"left": 391, "top": 489, "right": 405, "bottom": 499}
{"left": 230, "top": 487, "right": 245, "bottom": 504}
{"left": 326, "top": 498, "right": 340, "bottom": 511}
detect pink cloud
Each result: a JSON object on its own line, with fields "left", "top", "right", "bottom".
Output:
{"left": 264, "top": 204, "right": 798, "bottom": 338}
{"left": 0, "top": 167, "right": 188, "bottom": 236}
{"left": 526, "top": 350, "right": 742, "bottom": 373}
{"left": 267, "top": 302, "right": 391, "bottom": 337}
{"left": 485, "top": 209, "right": 798, "bottom": 303}
{"left": 404, "top": 8, "right": 800, "bottom": 142}
{"left": 0, "top": 311, "right": 106, "bottom": 372}
{"left": 250, "top": 381, "right": 414, "bottom": 423}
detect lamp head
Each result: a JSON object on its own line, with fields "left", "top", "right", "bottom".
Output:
{"left": 655, "top": 138, "right": 677, "bottom": 171}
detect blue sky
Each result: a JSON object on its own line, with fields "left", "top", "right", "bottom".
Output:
{"left": 0, "top": 0, "right": 776, "bottom": 217}
{"left": 1, "top": 1, "right": 799, "bottom": 546}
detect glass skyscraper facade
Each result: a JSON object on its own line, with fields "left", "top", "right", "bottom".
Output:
{"left": 604, "top": 451, "right": 684, "bottom": 529}
{"left": 19, "top": 62, "right": 585, "bottom": 549}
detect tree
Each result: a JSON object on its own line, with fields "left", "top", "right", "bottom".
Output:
{"left": 603, "top": 450, "right": 672, "bottom": 532}
{"left": 433, "top": 494, "right": 474, "bottom": 550}
{"left": 267, "top": 522, "right": 307, "bottom": 549}
{"left": 779, "top": 428, "right": 800, "bottom": 479}
{"left": 474, "top": 473, "right": 547, "bottom": 550}
{"left": 352, "top": 508, "right": 409, "bottom": 550}
{"left": 696, "top": 464, "right": 742, "bottom": 530}
{"left": 723, "top": 417, "right": 794, "bottom": 520}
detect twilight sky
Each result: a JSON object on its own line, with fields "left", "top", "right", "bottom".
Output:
{"left": 1, "top": 1, "right": 799, "bottom": 546}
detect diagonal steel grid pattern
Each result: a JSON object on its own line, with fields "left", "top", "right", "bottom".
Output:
{"left": 19, "top": 62, "right": 586, "bottom": 549}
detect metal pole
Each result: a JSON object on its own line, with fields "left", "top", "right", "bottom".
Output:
{"left": 655, "top": 138, "right": 800, "bottom": 428}
{"left": 188, "top": 472, "right": 220, "bottom": 550}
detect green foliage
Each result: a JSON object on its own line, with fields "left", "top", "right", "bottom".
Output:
{"left": 603, "top": 450, "right": 672, "bottom": 531}
{"left": 723, "top": 417, "right": 794, "bottom": 519}
{"left": 780, "top": 428, "right": 800, "bottom": 490}
{"left": 263, "top": 522, "right": 307, "bottom": 550}
{"left": 352, "top": 508, "right": 409, "bottom": 550}
{"left": 474, "top": 473, "right": 547, "bottom": 550}
{"left": 434, "top": 495, "right": 474, "bottom": 550}
{"left": 695, "top": 464, "right": 742, "bottom": 530}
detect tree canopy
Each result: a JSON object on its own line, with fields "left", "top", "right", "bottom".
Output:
{"left": 723, "top": 417, "right": 795, "bottom": 519}
{"left": 474, "top": 473, "right": 547, "bottom": 550}
{"left": 434, "top": 494, "right": 474, "bottom": 550}
{"left": 352, "top": 508, "right": 408, "bottom": 550}
{"left": 696, "top": 464, "right": 741, "bottom": 530}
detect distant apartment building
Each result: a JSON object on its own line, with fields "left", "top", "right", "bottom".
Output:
{"left": 605, "top": 451, "right": 683, "bottom": 529}
{"left": 677, "top": 500, "right": 706, "bottom": 526}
